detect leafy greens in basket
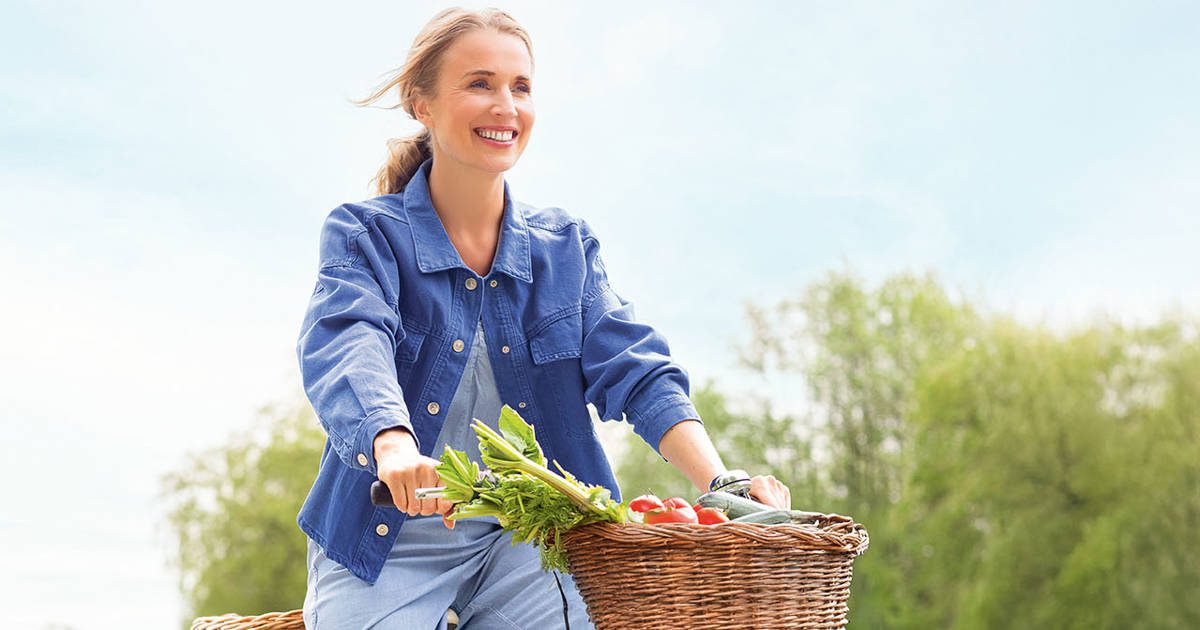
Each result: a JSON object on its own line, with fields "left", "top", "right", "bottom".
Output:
{"left": 434, "top": 405, "right": 630, "bottom": 572}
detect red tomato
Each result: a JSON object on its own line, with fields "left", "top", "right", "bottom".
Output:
{"left": 644, "top": 505, "right": 698, "bottom": 525}
{"left": 662, "top": 497, "right": 691, "bottom": 510}
{"left": 629, "top": 494, "right": 665, "bottom": 513}
{"left": 696, "top": 507, "right": 730, "bottom": 525}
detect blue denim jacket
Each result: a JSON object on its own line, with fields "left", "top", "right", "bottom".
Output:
{"left": 296, "top": 157, "right": 700, "bottom": 584}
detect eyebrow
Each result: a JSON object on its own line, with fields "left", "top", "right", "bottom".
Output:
{"left": 461, "top": 69, "right": 532, "bottom": 82}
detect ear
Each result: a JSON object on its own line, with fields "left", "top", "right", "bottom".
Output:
{"left": 412, "top": 91, "right": 433, "bottom": 128}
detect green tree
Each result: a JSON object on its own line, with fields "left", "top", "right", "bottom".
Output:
{"left": 895, "top": 317, "right": 1200, "bottom": 629}
{"left": 740, "top": 269, "right": 979, "bottom": 627}
{"left": 741, "top": 269, "right": 979, "bottom": 517}
{"left": 693, "top": 268, "right": 1198, "bottom": 628}
{"left": 160, "top": 401, "right": 324, "bottom": 627}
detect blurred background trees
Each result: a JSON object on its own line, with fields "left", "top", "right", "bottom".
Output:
{"left": 162, "top": 270, "right": 1200, "bottom": 628}
{"left": 160, "top": 403, "right": 322, "bottom": 625}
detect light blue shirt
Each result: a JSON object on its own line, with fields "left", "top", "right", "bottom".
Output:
{"left": 430, "top": 320, "right": 501, "bottom": 466}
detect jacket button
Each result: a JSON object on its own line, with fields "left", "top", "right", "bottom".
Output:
{"left": 501, "top": 345, "right": 510, "bottom": 354}
{"left": 376, "top": 523, "right": 389, "bottom": 536}
{"left": 518, "top": 401, "right": 527, "bottom": 409}
{"left": 356, "top": 453, "right": 368, "bottom": 466}
{"left": 465, "top": 278, "right": 478, "bottom": 290}
{"left": 427, "top": 401, "right": 441, "bottom": 415}
{"left": 452, "top": 339, "right": 465, "bottom": 352}
{"left": 489, "top": 279, "right": 498, "bottom": 288}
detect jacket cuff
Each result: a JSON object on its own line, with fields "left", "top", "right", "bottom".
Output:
{"left": 627, "top": 393, "right": 701, "bottom": 463}
{"left": 355, "top": 409, "right": 418, "bottom": 476}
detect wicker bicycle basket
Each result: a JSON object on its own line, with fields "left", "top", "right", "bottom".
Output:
{"left": 559, "top": 514, "right": 869, "bottom": 630}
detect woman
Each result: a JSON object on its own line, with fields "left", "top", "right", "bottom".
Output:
{"left": 297, "top": 7, "right": 792, "bottom": 629}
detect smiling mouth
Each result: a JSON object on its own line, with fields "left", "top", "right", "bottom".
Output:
{"left": 474, "top": 129, "right": 517, "bottom": 142}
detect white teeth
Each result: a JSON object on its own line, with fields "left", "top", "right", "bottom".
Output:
{"left": 476, "top": 129, "right": 514, "bottom": 141}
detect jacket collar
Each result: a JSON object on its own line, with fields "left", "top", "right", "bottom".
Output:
{"left": 403, "top": 157, "right": 533, "bottom": 283}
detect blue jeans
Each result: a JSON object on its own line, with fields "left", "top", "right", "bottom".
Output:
{"left": 303, "top": 514, "right": 596, "bottom": 629}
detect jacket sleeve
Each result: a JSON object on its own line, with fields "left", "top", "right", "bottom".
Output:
{"left": 577, "top": 220, "right": 701, "bottom": 462}
{"left": 296, "top": 204, "right": 417, "bottom": 477}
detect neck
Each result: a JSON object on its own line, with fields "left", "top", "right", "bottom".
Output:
{"left": 427, "top": 157, "right": 506, "bottom": 234}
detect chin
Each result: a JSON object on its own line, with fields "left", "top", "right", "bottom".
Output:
{"left": 473, "top": 154, "right": 521, "bottom": 173}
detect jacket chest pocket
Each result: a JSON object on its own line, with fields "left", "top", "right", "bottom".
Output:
{"left": 528, "top": 309, "right": 593, "bottom": 438}
{"left": 529, "top": 308, "right": 583, "bottom": 364}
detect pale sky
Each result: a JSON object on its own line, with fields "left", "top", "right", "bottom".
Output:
{"left": 2, "top": 1, "right": 1198, "bottom": 627}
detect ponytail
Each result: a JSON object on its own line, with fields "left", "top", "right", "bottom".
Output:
{"left": 372, "top": 129, "right": 432, "bottom": 196}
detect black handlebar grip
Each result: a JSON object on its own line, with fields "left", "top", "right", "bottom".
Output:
{"left": 371, "top": 480, "right": 396, "bottom": 508}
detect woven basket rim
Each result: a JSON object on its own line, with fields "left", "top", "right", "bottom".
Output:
{"left": 560, "top": 515, "right": 869, "bottom": 556}
{"left": 190, "top": 608, "right": 304, "bottom": 629}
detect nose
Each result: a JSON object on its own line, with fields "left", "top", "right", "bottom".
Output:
{"left": 491, "top": 87, "right": 518, "bottom": 118}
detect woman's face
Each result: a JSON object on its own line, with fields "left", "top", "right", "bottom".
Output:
{"left": 415, "top": 29, "right": 534, "bottom": 175}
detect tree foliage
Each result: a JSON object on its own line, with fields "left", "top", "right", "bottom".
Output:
{"left": 160, "top": 402, "right": 324, "bottom": 627}
{"left": 891, "top": 317, "right": 1200, "bottom": 629}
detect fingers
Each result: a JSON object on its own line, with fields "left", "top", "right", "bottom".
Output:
{"left": 378, "top": 454, "right": 447, "bottom": 517}
{"left": 747, "top": 475, "right": 772, "bottom": 507}
{"left": 765, "top": 474, "right": 792, "bottom": 510}
{"left": 415, "top": 462, "right": 441, "bottom": 516}
{"left": 748, "top": 474, "right": 792, "bottom": 510}
{"left": 378, "top": 469, "right": 411, "bottom": 513}
{"left": 391, "top": 478, "right": 408, "bottom": 513}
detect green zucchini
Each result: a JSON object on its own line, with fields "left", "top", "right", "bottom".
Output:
{"left": 696, "top": 491, "right": 774, "bottom": 519}
{"left": 730, "top": 509, "right": 792, "bottom": 524}
{"left": 698, "top": 491, "right": 828, "bottom": 525}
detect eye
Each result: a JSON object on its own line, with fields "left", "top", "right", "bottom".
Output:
{"left": 469, "top": 79, "right": 531, "bottom": 95}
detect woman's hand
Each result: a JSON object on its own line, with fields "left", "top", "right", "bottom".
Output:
{"left": 748, "top": 474, "right": 792, "bottom": 510}
{"left": 373, "top": 428, "right": 455, "bottom": 519}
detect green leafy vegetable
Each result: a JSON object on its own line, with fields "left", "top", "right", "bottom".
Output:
{"left": 434, "top": 405, "right": 629, "bottom": 571}
{"left": 496, "top": 405, "right": 546, "bottom": 466}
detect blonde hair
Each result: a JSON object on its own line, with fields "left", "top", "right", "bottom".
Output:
{"left": 352, "top": 7, "right": 535, "bottom": 196}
